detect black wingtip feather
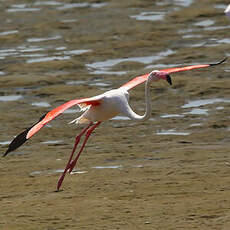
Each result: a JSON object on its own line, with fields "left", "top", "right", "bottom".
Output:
{"left": 3, "top": 128, "right": 30, "bottom": 157}
{"left": 3, "top": 113, "right": 47, "bottom": 157}
{"left": 210, "top": 57, "right": 227, "bottom": 66}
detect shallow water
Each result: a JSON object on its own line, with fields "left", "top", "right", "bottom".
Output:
{"left": 184, "top": 108, "right": 209, "bottom": 115}
{"left": 31, "top": 101, "right": 51, "bottom": 107}
{"left": 27, "top": 56, "right": 70, "bottom": 63}
{"left": 92, "top": 165, "right": 123, "bottom": 169}
{"left": 0, "top": 141, "right": 11, "bottom": 145}
{"left": 160, "top": 114, "right": 185, "bottom": 118}
{"left": 41, "top": 140, "right": 63, "bottom": 144}
{"left": 0, "top": 95, "right": 23, "bottom": 101}
{"left": 29, "top": 169, "right": 87, "bottom": 176}
{"left": 130, "top": 11, "right": 165, "bottom": 22}
{"left": 182, "top": 98, "right": 230, "bottom": 108}
{"left": 86, "top": 49, "right": 175, "bottom": 75}
{"left": 156, "top": 129, "right": 190, "bottom": 136}
{"left": 0, "top": 30, "right": 19, "bottom": 36}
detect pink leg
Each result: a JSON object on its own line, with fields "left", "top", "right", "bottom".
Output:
{"left": 68, "top": 122, "right": 101, "bottom": 173}
{"left": 56, "top": 122, "right": 93, "bottom": 191}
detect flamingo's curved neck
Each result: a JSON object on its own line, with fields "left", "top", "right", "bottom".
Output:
{"left": 122, "top": 76, "right": 152, "bottom": 121}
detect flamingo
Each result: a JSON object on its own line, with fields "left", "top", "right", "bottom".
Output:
{"left": 3, "top": 58, "right": 226, "bottom": 190}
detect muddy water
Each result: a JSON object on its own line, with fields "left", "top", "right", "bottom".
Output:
{"left": 1, "top": 0, "right": 230, "bottom": 229}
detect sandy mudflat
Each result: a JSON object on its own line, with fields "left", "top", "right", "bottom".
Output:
{"left": 1, "top": 0, "right": 230, "bottom": 229}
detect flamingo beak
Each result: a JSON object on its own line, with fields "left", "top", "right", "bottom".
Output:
{"left": 166, "top": 74, "right": 172, "bottom": 85}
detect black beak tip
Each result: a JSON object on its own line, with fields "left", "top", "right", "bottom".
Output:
{"left": 166, "top": 75, "right": 172, "bottom": 85}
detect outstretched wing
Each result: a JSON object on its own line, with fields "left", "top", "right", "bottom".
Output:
{"left": 3, "top": 97, "right": 101, "bottom": 156}
{"left": 120, "top": 58, "right": 227, "bottom": 91}
{"left": 162, "top": 57, "right": 227, "bottom": 74}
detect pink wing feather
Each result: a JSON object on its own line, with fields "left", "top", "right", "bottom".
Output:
{"left": 120, "top": 58, "right": 226, "bottom": 91}
{"left": 26, "top": 98, "right": 101, "bottom": 139}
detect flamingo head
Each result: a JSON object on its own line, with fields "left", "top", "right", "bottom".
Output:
{"left": 148, "top": 70, "right": 172, "bottom": 85}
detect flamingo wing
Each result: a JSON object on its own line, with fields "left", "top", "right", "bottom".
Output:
{"left": 120, "top": 58, "right": 227, "bottom": 91}
{"left": 3, "top": 97, "right": 102, "bottom": 156}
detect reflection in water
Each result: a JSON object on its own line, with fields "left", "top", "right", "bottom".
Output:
{"left": 184, "top": 108, "right": 209, "bottom": 115}
{"left": 57, "top": 2, "right": 107, "bottom": 10}
{"left": 61, "top": 19, "right": 78, "bottom": 23}
{"left": 31, "top": 102, "right": 51, "bottom": 107}
{"left": 42, "top": 140, "right": 63, "bottom": 144}
{"left": 0, "top": 141, "right": 11, "bottom": 145}
{"left": 89, "top": 82, "right": 111, "bottom": 88}
{"left": 0, "top": 30, "right": 19, "bottom": 36}
{"left": 27, "top": 56, "right": 70, "bottom": 63}
{"left": 0, "top": 95, "right": 23, "bottom": 101}
{"left": 173, "top": 0, "right": 194, "bottom": 7}
{"left": 25, "top": 48, "right": 91, "bottom": 63}
{"left": 86, "top": 49, "right": 175, "bottom": 75}
{"left": 62, "top": 49, "right": 91, "bottom": 55}
{"left": 89, "top": 70, "right": 127, "bottom": 75}
{"left": 92, "top": 165, "right": 122, "bottom": 169}
{"left": 27, "top": 35, "right": 62, "bottom": 43}
{"left": 55, "top": 46, "right": 66, "bottom": 51}
{"left": 217, "top": 38, "right": 230, "bottom": 44}
{"left": 57, "top": 3, "right": 91, "bottom": 10}
{"left": 204, "top": 25, "right": 230, "bottom": 31}
{"left": 19, "top": 53, "right": 46, "bottom": 58}
{"left": 6, "top": 1, "right": 108, "bottom": 13}
{"left": 91, "top": 3, "right": 108, "bottom": 8}
{"left": 7, "top": 5, "right": 41, "bottom": 12}
{"left": 34, "top": 1, "right": 62, "bottom": 6}
{"left": 0, "top": 46, "right": 44, "bottom": 60}
{"left": 18, "top": 45, "right": 45, "bottom": 52}
{"left": 66, "top": 79, "right": 111, "bottom": 89}
{"left": 190, "top": 123, "right": 202, "bottom": 127}
{"left": 87, "top": 50, "right": 174, "bottom": 68}
{"left": 194, "top": 20, "right": 215, "bottom": 27}
{"left": 130, "top": 11, "right": 165, "bottom": 21}
{"left": 214, "top": 4, "right": 227, "bottom": 10}
{"left": 29, "top": 169, "right": 87, "bottom": 176}
{"left": 160, "top": 114, "right": 184, "bottom": 118}
{"left": 66, "top": 80, "right": 86, "bottom": 85}
{"left": 182, "top": 98, "right": 230, "bottom": 108}
{"left": 182, "top": 34, "right": 202, "bottom": 39}
{"left": 156, "top": 129, "right": 190, "bottom": 136}
{"left": 0, "top": 49, "right": 17, "bottom": 59}
{"left": 158, "top": 0, "right": 194, "bottom": 7}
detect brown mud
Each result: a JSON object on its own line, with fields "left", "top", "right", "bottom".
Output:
{"left": 1, "top": 0, "right": 230, "bottom": 229}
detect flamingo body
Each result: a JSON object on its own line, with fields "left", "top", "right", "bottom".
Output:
{"left": 74, "top": 88, "right": 129, "bottom": 124}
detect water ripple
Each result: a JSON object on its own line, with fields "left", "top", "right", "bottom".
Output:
{"left": 86, "top": 49, "right": 175, "bottom": 75}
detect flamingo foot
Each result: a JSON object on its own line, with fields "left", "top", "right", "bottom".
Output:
{"left": 57, "top": 173, "right": 65, "bottom": 191}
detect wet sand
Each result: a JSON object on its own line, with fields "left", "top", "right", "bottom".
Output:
{"left": 1, "top": 0, "right": 230, "bottom": 229}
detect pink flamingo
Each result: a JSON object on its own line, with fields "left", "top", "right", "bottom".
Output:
{"left": 3, "top": 58, "right": 226, "bottom": 190}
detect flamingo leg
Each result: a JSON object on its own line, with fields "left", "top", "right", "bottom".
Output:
{"left": 57, "top": 122, "right": 93, "bottom": 191}
{"left": 68, "top": 121, "right": 101, "bottom": 173}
